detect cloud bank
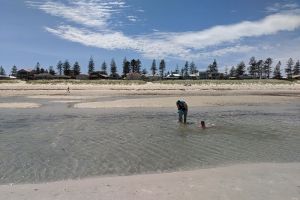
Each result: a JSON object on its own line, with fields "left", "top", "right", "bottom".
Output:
{"left": 27, "top": 0, "right": 300, "bottom": 61}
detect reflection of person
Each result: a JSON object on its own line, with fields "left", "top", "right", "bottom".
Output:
{"left": 176, "top": 100, "right": 188, "bottom": 124}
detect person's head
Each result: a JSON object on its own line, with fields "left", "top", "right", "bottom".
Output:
{"left": 201, "top": 121, "right": 206, "bottom": 128}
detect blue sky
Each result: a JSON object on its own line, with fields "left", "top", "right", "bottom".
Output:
{"left": 1, "top": 0, "right": 300, "bottom": 74}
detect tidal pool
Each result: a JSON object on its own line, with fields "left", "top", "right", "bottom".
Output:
{"left": 0, "top": 97, "right": 299, "bottom": 184}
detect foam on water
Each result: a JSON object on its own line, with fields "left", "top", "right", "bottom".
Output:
{"left": 0, "top": 97, "right": 299, "bottom": 184}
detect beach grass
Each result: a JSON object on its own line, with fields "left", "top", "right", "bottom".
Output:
{"left": 10, "top": 79, "right": 298, "bottom": 85}
{"left": 26, "top": 79, "right": 147, "bottom": 85}
{"left": 153, "top": 79, "right": 297, "bottom": 85}
{"left": 0, "top": 80, "right": 22, "bottom": 84}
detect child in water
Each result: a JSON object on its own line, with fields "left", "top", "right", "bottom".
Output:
{"left": 200, "top": 121, "right": 206, "bottom": 128}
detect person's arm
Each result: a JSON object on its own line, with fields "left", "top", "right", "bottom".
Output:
{"left": 184, "top": 103, "right": 188, "bottom": 111}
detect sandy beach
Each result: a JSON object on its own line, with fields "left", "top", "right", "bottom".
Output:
{"left": 1, "top": 81, "right": 300, "bottom": 199}
{"left": 1, "top": 163, "right": 299, "bottom": 200}
{"left": 0, "top": 81, "right": 300, "bottom": 108}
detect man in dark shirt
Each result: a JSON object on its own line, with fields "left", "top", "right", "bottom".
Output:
{"left": 176, "top": 100, "right": 188, "bottom": 124}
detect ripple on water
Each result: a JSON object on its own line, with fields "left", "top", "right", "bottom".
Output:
{"left": 0, "top": 105, "right": 300, "bottom": 184}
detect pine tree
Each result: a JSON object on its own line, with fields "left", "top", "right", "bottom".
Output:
{"left": 130, "top": 59, "right": 137, "bottom": 73}
{"left": 35, "top": 62, "right": 41, "bottom": 74}
{"left": 256, "top": 60, "right": 264, "bottom": 79}
{"left": 207, "top": 59, "right": 218, "bottom": 79}
{"left": 110, "top": 59, "right": 117, "bottom": 78}
{"left": 159, "top": 59, "right": 166, "bottom": 78}
{"left": 248, "top": 57, "right": 257, "bottom": 78}
{"left": 229, "top": 66, "right": 236, "bottom": 77}
{"left": 293, "top": 60, "right": 300, "bottom": 75}
{"left": 63, "top": 60, "right": 71, "bottom": 76}
{"left": 101, "top": 61, "right": 107, "bottom": 75}
{"left": 263, "top": 58, "right": 273, "bottom": 79}
{"left": 0, "top": 66, "right": 6, "bottom": 76}
{"left": 189, "top": 61, "right": 197, "bottom": 74}
{"left": 122, "top": 58, "right": 130, "bottom": 76}
{"left": 175, "top": 65, "right": 179, "bottom": 74}
{"left": 73, "top": 61, "right": 81, "bottom": 76}
{"left": 273, "top": 61, "right": 282, "bottom": 79}
{"left": 285, "top": 58, "right": 294, "bottom": 79}
{"left": 48, "top": 66, "right": 56, "bottom": 75}
{"left": 57, "top": 61, "right": 63, "bottom": 75}
{"left": 136, "top": 59, "right": 142, "bottom": 74}
{"left": 151, "top": 59, "right": 157, "bottom": 76}
{"left": 11, "top": 65, "right": 18, "bottom": 76}
{"left": 184, "top": 61, "right": 189, "bottom": 78}
{"left": 236, "top": 61, "right": 246, "bottom": 78}
{"left": 88, "top": 57, "right": 95, "bottom": 74}
{"left": 40, "top": 68, "right": 45, "bottom": 73}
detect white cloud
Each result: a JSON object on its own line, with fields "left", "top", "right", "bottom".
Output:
{"left": 127, "top": 15, "right": 137, "bottom": 22}
{"left": 28, "top": 0, "right": 300, "bottom": 61}
{"left": 266, "top": 2, "right": 299, "bottom": 13}
{"left": 26, "top": 0, "right": 126, "bottom": 29}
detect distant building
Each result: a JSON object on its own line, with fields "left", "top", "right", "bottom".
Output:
{"left": 89, "top": 71, "right": 109, "bottom": 79}
{"left": 165, "top": 73, "right": 182, "bottom": 79}
{"left": 17, "top": 69, "right": 35, "bottom": 80}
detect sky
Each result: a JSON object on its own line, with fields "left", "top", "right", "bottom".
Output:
{"left": 1, "top": 0, "right": 300, "bottom": 74}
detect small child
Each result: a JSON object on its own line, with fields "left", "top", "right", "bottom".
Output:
{"left": 200, "top": 121, "right": 206, "bottom": 128}
{"left": 67, "top": 86, "right": 70, "bottom": 93}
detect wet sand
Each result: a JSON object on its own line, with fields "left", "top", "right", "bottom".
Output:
{"left": 1, "top": 163, "right": 299, "bottom": 200}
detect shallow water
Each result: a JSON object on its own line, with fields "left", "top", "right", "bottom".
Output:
{"left": 0, "top": 96, "right": 300, "bottom": 184}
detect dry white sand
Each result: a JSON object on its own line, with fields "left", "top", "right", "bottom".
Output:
{"left": 0, "top": 103, "right": 41, "bottom": 108}
{"left": 0, "top": 82, "right": 300, "bottom": 96}
{"left": 1, "top": 163, "right": 299, "bottom": 200}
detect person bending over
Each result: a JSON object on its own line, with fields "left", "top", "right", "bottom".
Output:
{"left": 176, "top": 100, "right": 188, "bottom": 124}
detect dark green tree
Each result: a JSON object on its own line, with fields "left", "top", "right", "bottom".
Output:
{"left": 88, "top": 57, "right": 95, "bottom": 74}
{"left": 40, "top": 68, "right": 45, "bottom": 73}
{"left": 263, "top": 58, "right": 273, "bottom": 79}
{"left": 122, "top": 58, "right": 130, "bottom": 76}
{"left": 11, "top": 65, "right": 18, "bottom": 76}
{"left": 130, "top": 59, "right": 137, "bottom": 73}
{"left": 189, "top": 61, "right": 197, "bottom": 74}
{"left": 136, "top": 59, "right": 142, "bottom": 74}
{"left": 0, "top": 66, "right": 6, "bottom": 76}
{"left": 229, "top": 66, "right": 236, "bottom": 77}
{"left": 184, "top": 61, "right": 189, "bottom": 78}
{"left": 236, "top": 61, "right": 246, "bottom": 78}
{"left": 207, "top": 59, "right": 218, "bottom": 79}
{"left": 35, "top": 62, "right": 41, "bottom": 74}
{"left": 293, "top": 60, "right": 300, "bottom": 75}
{"left": 73, "top": 61, "right": 81, "bottom": 76}
{"left": 48, "top": 66, "right": 56, "bottom": 75}
{"left": 285, "top": 58, "right": 294, "bottom": 79}
{"left": 159, "top": 59, "right": 166, "bottom": 78}
{"left": 256, "top": 60, "right": 264, "bottom": 79}
{"left": 63, "top": 60, "right": 71, "bottom": 76}
{"left": 151, "top": 59, "right": 157, "bottom": 76}
{"left": 101, "top": 61, "right": 107, "bottom": 75}
{"left": 273, "top": 61, "right": 282, "bottom": 79}
{"left": 57, "top": 61, "right": 63, "bottom": 75}
{"left": 110, "top": 59, "right": 118, "bottom": 78}
{"left": 248, "top": 57, "right": 257, "bottom": 78}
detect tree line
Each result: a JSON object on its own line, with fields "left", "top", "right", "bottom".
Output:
{"left": 0, "top": 56, "right": 299, "bottom": 79}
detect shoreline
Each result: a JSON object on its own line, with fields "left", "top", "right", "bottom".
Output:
{"left": 1, "top": 163, "right": 299, "bottom": 200}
